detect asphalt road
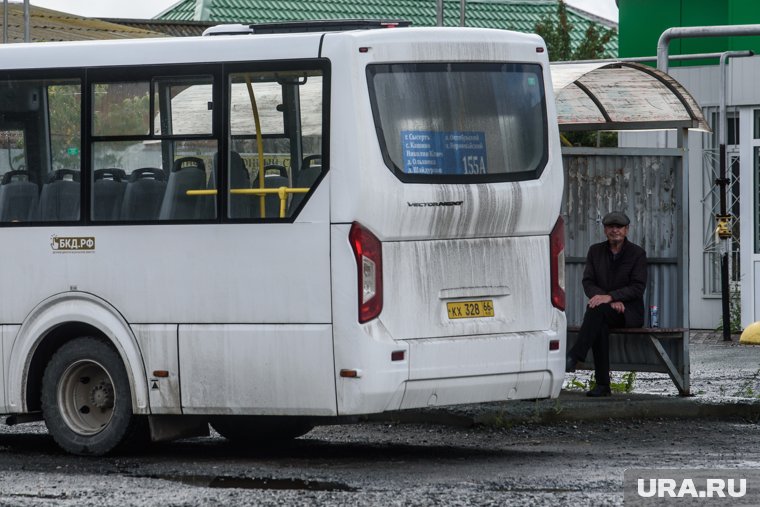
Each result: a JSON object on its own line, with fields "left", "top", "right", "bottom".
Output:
{"left": 0, "top": 415, "right": 758, "bottom": 506}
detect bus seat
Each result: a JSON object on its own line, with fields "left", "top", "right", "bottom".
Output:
{"left": 0, "top": 170, "right": 39, "bottom": 222}
{"left": 38, "top": 169, "right": 80, "bottom": 221}
{"left": 121, "top": 167, "right": 167, "bottom": 221}
{"left": 211, "top": 151, "right": 250, "bottom": 218}
{"left": 301, "top": 154, "right": 322, "bottom": 173}
{"left": 251, "top": 174, "right": 289, "bottom": 219}
{"left": 93, "top": 168, "right": 127, "bottom": 221}
{"left": 159, "top": 156, "right": 212, "bottom": 220}
{"left": 289, "top": 155, "right": 321, "bottom": 211}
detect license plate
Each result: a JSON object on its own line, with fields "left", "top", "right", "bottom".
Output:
{"left": 447, "top": 300, "right": 495, "bottom": 319}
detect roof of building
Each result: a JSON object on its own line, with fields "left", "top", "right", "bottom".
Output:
{"left": 156, "top": 0, "right": 617, "bottom": 54}
{"left": 0, "top": 4, "right": 165, "bottom": 42}
{"left": 551, "top": 61, "right": 708, "bottom": 131}
{"left": 101, "top": 18, "right": 213, "bottom": 38}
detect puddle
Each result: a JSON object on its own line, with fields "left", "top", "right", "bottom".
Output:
{"left": 156, "top": 474, "right": 356, "bottom": 492}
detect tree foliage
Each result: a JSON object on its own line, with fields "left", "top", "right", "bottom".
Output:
{"left": 535, "top": 0, "right": 618, "bottom": 147}
{"left": 534, "top": 0, "right": 616, "bottom": 62}
{"left": 48, "top": 85, "right": 82, "bottom": 169}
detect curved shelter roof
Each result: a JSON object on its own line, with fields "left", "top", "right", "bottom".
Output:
{"left": 550, "top": 61, "right": 709, "bottom": 132}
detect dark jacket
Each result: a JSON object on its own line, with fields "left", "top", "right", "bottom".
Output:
{"left": 582, "top": 238, "right": 647, "bottom": 327}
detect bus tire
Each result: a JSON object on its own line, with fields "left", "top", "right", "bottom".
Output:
{"left": 210, "top": 416, "right": 313, "bottom": 444}
{"left": 41, "top": 337, "right": 142, "bottom": 456}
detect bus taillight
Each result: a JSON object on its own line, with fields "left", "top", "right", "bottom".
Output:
{"left": 349, "top": 222, "right": 383, "bottom": 323}
{"left": 550, "top": 216, "right": 566, "bottom": 311}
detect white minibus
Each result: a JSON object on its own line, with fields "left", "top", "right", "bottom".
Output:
{"left": 0, "top": 20, "right": 565, "bottom": 455}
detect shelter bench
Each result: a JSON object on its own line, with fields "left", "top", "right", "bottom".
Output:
{"left": 566, "top": 326, "right": 690, "bottom": 396}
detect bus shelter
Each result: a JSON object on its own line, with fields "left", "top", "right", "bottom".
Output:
{"left": 551, "top": 61, "right": 708, "bottom": 394}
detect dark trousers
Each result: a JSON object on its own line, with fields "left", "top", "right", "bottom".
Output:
{"left": 568, "top": 304, "right": 625, "bottom": 386}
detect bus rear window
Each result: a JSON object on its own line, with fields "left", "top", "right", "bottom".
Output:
{"left": 367, "top": 63, "right": 548, "bottom": 183}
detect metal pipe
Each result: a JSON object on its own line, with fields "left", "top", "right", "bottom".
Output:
{"left": 717, "top": 51, "right": 752, "bottom": 146}
{"left": 459, "top": 0, "right": 466, "bottom": 27}
{"left": 566, "top": 51, "right": 753, "bottom": 65}
{"left": 657, "top": 24, "right": 760, "bottom": 73}
{"left": 23, "top": 0, "right": 28, "bottom": 42}
{"left": 436, "top": 0, "right": 444, "bottom": 26}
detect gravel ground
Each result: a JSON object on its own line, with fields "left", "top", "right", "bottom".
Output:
{"left": 1, "top": 417, "right": 759, "bottom": 506}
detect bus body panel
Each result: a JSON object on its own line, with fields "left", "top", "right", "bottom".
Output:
{"left": 381, "top": 236, "right": 552, "bottom": 340}
{"left": 133, "top": 325, "right": 181, "bottom": 415}
{"left": 330, "top": 224, "right": 409, "bottom": 415}
{"left": 178, "top": 324, "right": 337, "bottom": 416}
{"left": 0, "top": 326, "right": 9, "bottom": 412}
{"left": 0, "top": 224, "right": 331, "bottom": 324}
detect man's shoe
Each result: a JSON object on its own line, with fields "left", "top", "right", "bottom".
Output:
{"left": 586, "top": 385, "right": 611, "bottom": 397}
{"left": 565, "top": 355, "right": 578, "bottom": 373}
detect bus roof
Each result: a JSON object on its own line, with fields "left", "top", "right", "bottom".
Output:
{"left": 0, "top": 26, "right": 543, "bottom": 71}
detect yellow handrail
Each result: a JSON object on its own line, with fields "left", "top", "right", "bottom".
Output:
{"left": 244, "top": 75, "right": 268, "bottom": 217}
{"left": 232, "top": 187, "right": 309, "bottom": 218}
{"left": 187, "top": 186, "right": 309, "bottom": 218}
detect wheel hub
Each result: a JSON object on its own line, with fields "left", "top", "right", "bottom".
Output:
{"left": 89, "top": 381, "right": 114, "bottom": 409}
{"left": 57, "top": 359, "right": 116, "bottom": 436}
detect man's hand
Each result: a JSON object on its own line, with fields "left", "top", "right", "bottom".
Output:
{"left": 611, "top": 301, "right": 625, "bottom": 314}
{"left": 588, "top": 294, "right": 613, "bottom": 308}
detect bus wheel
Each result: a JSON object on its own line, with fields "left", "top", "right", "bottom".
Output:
{"left": 41, "top": 337, "right": 141, "bottom": 456}
{"left": 210, "top": 416, "right": 313, "bottom": 444}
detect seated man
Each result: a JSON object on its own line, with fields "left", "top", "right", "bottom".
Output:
{"left": 565, "top": 211, "right": 647, "bottom": 397}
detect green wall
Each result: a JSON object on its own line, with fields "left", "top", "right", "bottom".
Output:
{"left": 619, "top": 0, "right": 760, "bottom": 66}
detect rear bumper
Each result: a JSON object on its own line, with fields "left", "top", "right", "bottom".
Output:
{"left": 336, "top": 312, "right": 566, "bottom": 415}
{"left": 400, "top": 328, "right": 565, "bottom": 409}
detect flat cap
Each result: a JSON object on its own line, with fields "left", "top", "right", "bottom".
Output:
{"left": 602, "top": 211, "right": 630, "bottom": 226}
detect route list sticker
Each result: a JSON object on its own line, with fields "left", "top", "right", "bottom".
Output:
{"left": 401, "top": 130, "right": 487, "bottom": 175}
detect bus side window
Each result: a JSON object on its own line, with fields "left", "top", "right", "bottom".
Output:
{"left": 228, "top": 69, "right": 323, "bottom": 220}
{"left": 0, "top": 127, "right": 34, "bottom": 223}
{"left": 0, "top": 79, "right": 81, "bottom": 224}
{"left": 91, "top": 76, "right": 217, "bottom": 222}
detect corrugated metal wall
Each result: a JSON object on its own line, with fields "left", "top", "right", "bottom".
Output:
{"left": 562, "top": 149, "right": 683, "bottom": 328}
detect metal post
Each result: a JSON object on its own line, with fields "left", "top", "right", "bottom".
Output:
{"left": 436, "top": 0, "right": 444, "bottom": 26}
{"left": 459, "top": 0, "right": 466, "bottom": 26}
{"left": 716, "top": 51, "right": 753, "bottom": 340}
{"left": 678, "top": 128, "right": 691, "bottom": 390}
{"left": 3, "top": 0, "right": 7, "bottom": 44}
{"left": 23, "top": 0, "right": 28, "bottom": 42}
